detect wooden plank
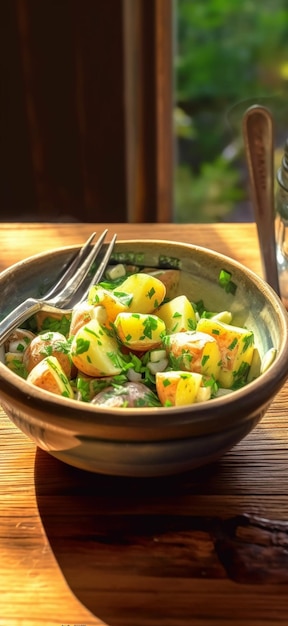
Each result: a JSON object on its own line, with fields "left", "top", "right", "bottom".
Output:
{"left": 0, "top": 222, "right": 261, "bottom": 272}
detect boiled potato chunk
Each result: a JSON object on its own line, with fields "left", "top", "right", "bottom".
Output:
{"left": 69, "top": 301, "right": 108, "bottom": 337}
{"left": 114, "top": 312, "right": 166, "bottom": 351}
{"left": 197, "top": 317, "right": 254, "bottom": 388}
{"left": 27, "top": 355, "right": 74, "bottom": 398}
{"left": 165, "top": 331, "right": 221, "bottom": 379}
{"left": 87, "top": 286, "right": 129, "bottom": 324}
{"left": 142, "top": 269, "right": 180, "bottom": 299}
{"left": 23, "top": 331, "right": 71, "bottom": 377}
{"left": 92, "top": 381, "right": 160, "bottom": 408}
{"left": 70, "top": 319, "right": 124, "bottom": 376}
{"left": 210, "top": 310, "right": 233, "bottom": 324}
{"left": 156, "top": 295, "right": 196, "bottom": 333}
{"left": 4, "top": 328, "right": 35, "bottom": 377}
{"left": 4, "top": 328, "right": 35, "bottom": 353}
{"left": 156, "top": 371, "right": 210, "bottom": 406}
{"left": 115, "top": 273, "right": 166, "bottom": 313}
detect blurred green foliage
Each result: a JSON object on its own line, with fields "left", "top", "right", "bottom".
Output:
{"left": 175, "top": 158, "right": 243, "bottom": 223}
{"left": 174, "top": 0, "right": 288, "bottom": 222}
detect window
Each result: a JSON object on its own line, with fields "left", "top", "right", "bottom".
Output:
{"left": 2, "top": 1, "right": 287, "bottom": 223}
{"left": 174, "top": 0, "right": 288, "bottom": 223}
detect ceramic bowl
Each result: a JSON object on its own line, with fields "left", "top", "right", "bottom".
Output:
{"left": 0, "top": 239, "right": 287, "bottom": 477}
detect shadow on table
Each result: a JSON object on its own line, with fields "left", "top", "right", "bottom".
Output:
{"left": 34, "top": 447, "right": 226, "bottom": 626}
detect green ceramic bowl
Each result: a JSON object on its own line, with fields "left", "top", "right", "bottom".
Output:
{"left": 0, "top": 239, "right": 287, "bottom": 477}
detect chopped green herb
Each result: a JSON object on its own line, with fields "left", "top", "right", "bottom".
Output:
{"left": 107, "top": 352, "right": 128, "bottom": 369}
{"left": 188, "top": 318, "right": 197, "bottom": 330}
{"left": 228, "top": 338, "right": 238, "bottom": 351}
{"left": 218, "top": 269, "right": 237, "bottom": 295}
{"left": 16, "top": 343, "right": 25, "bottom": 353}
{"left": 147, "top": 287, "right": 156, "bottom": 299}
{"left": 100, "top": 277, "right": 128, "bottom": 290}
{"left": 40, "top": 345, "right": 53, "bottom": 357}
{"left": 40, "top": 315, "right": 71, "bottom": 336}
{"left": 74, "top": 337, "right": 90, "bottom": 355}
{"left": 159, "top": 255, "right": 181, "bottom": 269}
{"left": 242, "top": 332, "right": 254, "bottom": 352}
{"left": 6, "top": 358, "right": 28, "bottom": 379}
{"left": 141, "top": 316, "right": 159, "bottom": 339}
{"left": 85, "top": 326, "right": 101, "bottom": 339}
{"left": 113, "top": 291, "right": 133, "bottom": 307}
{"left": 135, "top": 390, "right": 161, "bottom": 407}
{"left": 204, "top": 376, "right": 219, "bottom": 396}
{"left": 110, "top": 251, "right": 145, "bottom": 265}
{"left": 231, "top": 361, "right": 251, "bottom": 389}
{"left": 194, "top": 300, "right": 205, "bottom": 316}
{"left": 168, "top": 352, "right": 182, "bottom": 370}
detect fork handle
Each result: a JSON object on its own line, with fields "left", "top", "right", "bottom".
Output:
{"left": 0, "top": 298, "right": 42, "bottom": 345}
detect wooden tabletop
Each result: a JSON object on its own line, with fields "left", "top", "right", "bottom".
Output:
{"left": 1, "top": 222, "right": 288, "bottom": 626}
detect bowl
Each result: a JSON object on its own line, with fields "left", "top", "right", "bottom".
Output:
{"left": 0, "top": 239, "right": 288, "bottom": 478}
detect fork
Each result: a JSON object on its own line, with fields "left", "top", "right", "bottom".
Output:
{"left": 0, "top": 229, "right": 117, "bottom": 345}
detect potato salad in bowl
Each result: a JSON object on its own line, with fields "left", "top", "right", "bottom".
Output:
{"left": 0, "top": 238, "right": 288, "bottom": 477}
{"left": 4, "top": 259, "right": 266, "bottom": 409}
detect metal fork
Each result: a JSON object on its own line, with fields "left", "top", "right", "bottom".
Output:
{"left": 0, "top": 229, "right": 117, "bottom": 344}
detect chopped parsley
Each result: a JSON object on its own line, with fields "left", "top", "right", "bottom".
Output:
{"left": 228, "top": 338, "right": 238, "bottom": 351}
{"left": 142, "top": 316, "right": 159, "bottom": 339}
{"left": 242, "top": 332, "right": 254, "bottom": 352}
{"left": 6, "top": 357, "right": 28, "bottom": 379}
{"left": 39, "top": 314, "right": 71, "bottom": 336}
{"left": 159, "top": 255, "right": 181, "bottom": 269}
{"left": 74, "top": 337, "right": 90, "bottom": 354}
{"left": 218, "top": 269, "right": 237, "bottom": 295}
{"left": 231, "top": 361, "right": 251, "bottom": 389}
{"left": 187, "top": 318, "right": 197, "bottom": 330}
{"left": 15, "top": 342, "right": 25, "bottom": 353}
{"left": 147, "top": 287, "right": 156, "bottom": 300}
{"left": 113, "top": 291, "right": 133, "bottom": 307}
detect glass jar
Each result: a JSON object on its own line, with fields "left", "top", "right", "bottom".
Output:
{"left": 276, "top": 138, "right": 288, "bottom": 308}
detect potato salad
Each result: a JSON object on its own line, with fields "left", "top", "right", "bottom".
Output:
{"left": 4, "top": 261, "right": 267, "bottom": 408}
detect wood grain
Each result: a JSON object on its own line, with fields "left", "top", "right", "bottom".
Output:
{"left": 1, "top": 223, "right": 288, "bottom": 626}
{"left": 0, "top": 222, "right": 261, "bottom": 272}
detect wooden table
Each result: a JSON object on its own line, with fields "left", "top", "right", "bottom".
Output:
{"left": 1, "top": 222, "right": 288, "bottom": 626}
